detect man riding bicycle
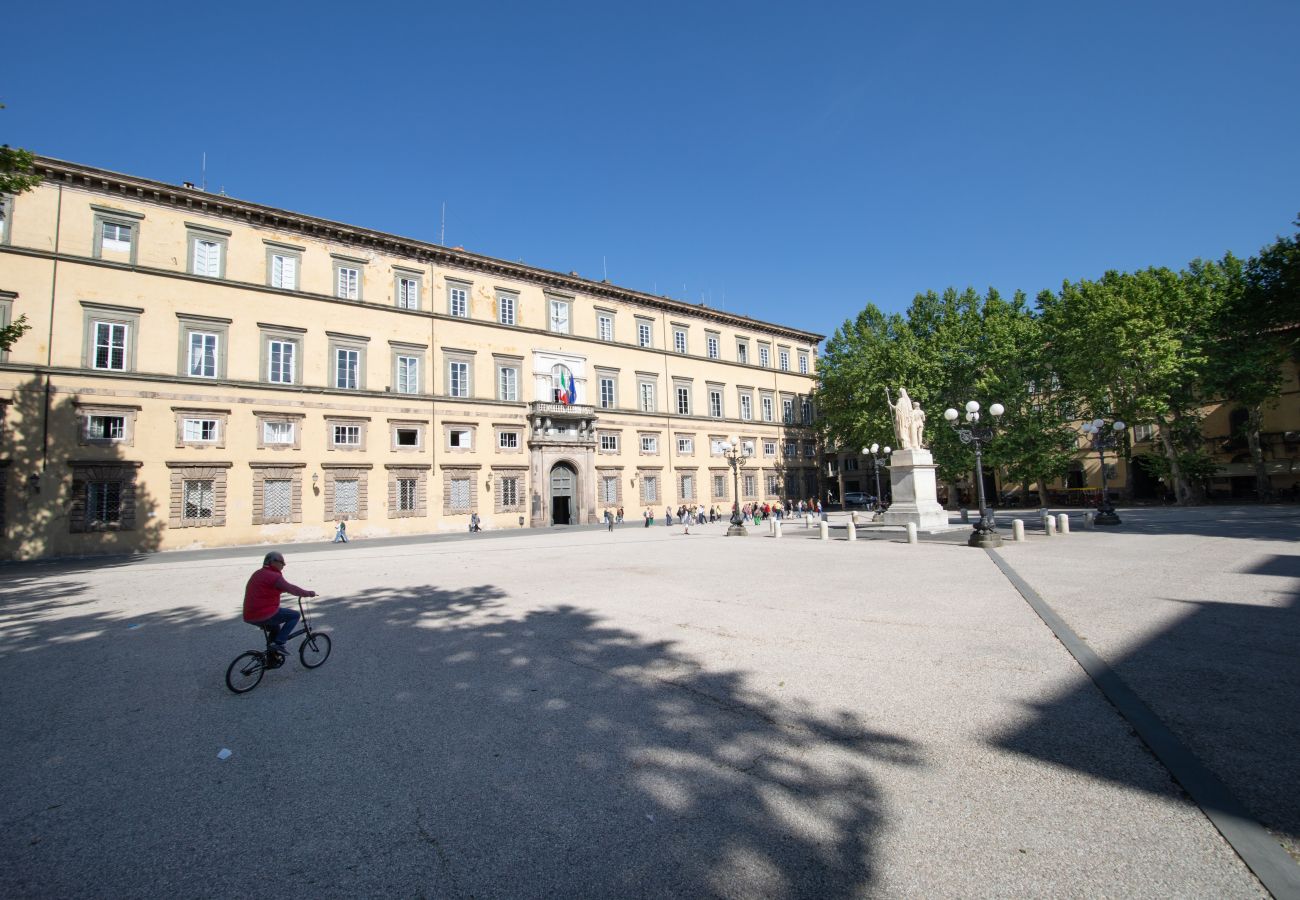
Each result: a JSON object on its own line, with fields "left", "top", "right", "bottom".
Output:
{"left": 243, "top": 551, "right": 316, "bottom": 657}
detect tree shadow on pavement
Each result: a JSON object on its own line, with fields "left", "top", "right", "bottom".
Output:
{"left": 993, "top": 558, "right": 1300, "bottom": 862}
{"left": 0, "top": 580, "right": 921, "bottom": 898}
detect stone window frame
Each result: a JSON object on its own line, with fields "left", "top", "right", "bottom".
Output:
{"left": 798, "top": 350, "right": 810, "bottom": 374}
{"left": 325, "top": 415, "right": 370, "bottom": 452}
{"left": 742, "top": 472, "right": 758, "bottom": 500}
{"left": 767, "top": 474, "right": 782, "bottom": 497}
{"left": 0, "top": 193, "right": 14, "bottom": 246}
{"left": 390, "top": 341, "right": 427, "bottom": 395}
{"left": 494, "top": 353, "right": 523, "bottom": 403}
{"left": 802, "top": 397, "right": 815, "bottom": 424}
{"left": 739, "top": 437, "right": 757, "bottom": 459}
{"left": 68, "top": 460, "right": 142, "bottom": 533}
{"left": 782, "top": 395, "right": 795, "bottom": 424}
{"left": 676, "top": 434, "right": 694, "bottom": 455}
{"left": 705, "top": 330, "right": 721, "bottom": 360}
{"left": 445, "top": 422, "right": 476, "bottom": 453}
{"left": 389, "top": 418, "right": 427, "bottom": 453}
{"left": 323, "top": 463, "right": 372, "bottom": 522}
{"left": 81, "top": 301, "right": 142, "bottom": 373}
{"left": 737, "top": 388, "right": 754, "bottom": 422}
{"left": 706, "top": 383, "right": 725, "bottom": 419}
{"left": 598, "top": 430, "right": 620, "bottom": 454}
{"left": 595, "top": 307, "right": 615, "bottom": 342}
{"left": 185, "top": 222, "right": 231, "bottom": 279}
{"left": 674, "top": 380, "right": 692, "bottom": 416}
{"left": 495, "top": 425, "right": 524, "bottom": 454}
{"left": 176, "top": 312, "right": 231, "bottom": 380}
{"left": 173, "top": 407, "right": 230, "bottom": 449}
{"left": 497, "top": 288, "right": 519, "bottom": 326}
{"left": 638, "top": 466, "right": 663, "bottom": 505}
{"left": 250, "top": 462, "right": 305, "bottom": 525}
{"left": 596, "top": 466, "right": 623, "bottom": 505}
{"left": 708, "top": 435, "right": 730, "bottom": 457}
{"left": 166, "top": 461, "right": 231, "bottom": 528}
{"left": 394, "top": 267, "right": 424, "bottom": 310}
{"left": 0, "top": 291, "right": 14, "bottom": 363}
{"left": 736, "top": 338, "right": 750, "bottom": 365}
{"left": 332, "top": 253, "right": 366, "bottom": 301}
{"left": 254, "top": 410, "right": 305, "bottom": 451}
{"left": 547, "top": 292, "right": 573, "bottom": 334}
{"left": 803, "top": 441, "right": 817, "bottom": 459}
{"left": 328, "top": 331, "right": 369, "bottom": 391}
{"left": 491, "top": 465, "right": 528, "bottom": 514}
{"left": 594, "top": 366, "right": 619, "bottom": 410}
{"left": 386, "top": 463, "right": 430, "bottom": 518}
{"left": 763, "top": 439, "right": 777, "bottom": 458}
{"left": 760, "top": 392, "right": 775, "bottom": 422}
{"left": 259, "top": 322, "right": 306, "bottom": 386}
{"left": 636, "top": 373, "right": 658, "bottom": 413}
{"left": 439, "top": 463, "right": 480, "bottom": 516}
{"left": 758, "top": 342, "right": 772, "bottom": 368}
{"left": 638, "top": 432, "right": 660, "bottom": 455}
{"left": 636, "top": 317, "right": 655, "bottom": 348}
{"left": 711, "top": 469, "right": 730, "bottom": 501}
{"left": 264, "top": 240, "right": 305, "bottom": 291}
{"left": 76, "top": 402, "right": 140, "bottom": 447}
{"left": 672, "top": 323, "right": 689, "bottom": 354}
{"left": 778, "top": 345, "right": 792, "bottom": 372}
{"left": 678, "top": 468, "right": 699, "bottom": 502}
{"left": 91, "top": 205, "right": 144, "bottom": 265}
{"left": 446, "top": 278, "right": 472, "bottom": 318}
{"left": 444, "top": 347, "right": 476, "bottom": 399}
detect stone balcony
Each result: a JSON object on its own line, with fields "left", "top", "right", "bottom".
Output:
{"left": 528, "top": 401, "right": 597, "bottom": 444}
{"left": 529, "top": 401, "right": 595, "bottom": 420}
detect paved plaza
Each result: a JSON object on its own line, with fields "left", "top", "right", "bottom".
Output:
{"left": 1, "top": 507, "right": 1298, "bottom": 898}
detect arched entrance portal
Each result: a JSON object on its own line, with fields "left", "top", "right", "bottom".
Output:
{"left": 550, "top": 463, "right": 577, "bottom": 525}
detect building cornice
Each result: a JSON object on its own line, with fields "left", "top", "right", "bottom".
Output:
{"left": 32, "top": 156, "right": 825, "bottom": 345}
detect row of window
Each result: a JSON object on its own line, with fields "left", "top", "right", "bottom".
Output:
{"left": 82, "top": 306, "right": 816, "bottom": 423}
{"left": 83, "top": 204, "right": 814, "bottom": 370}
{"left": 596, "top": 433, "right": 816, "bottom": 459}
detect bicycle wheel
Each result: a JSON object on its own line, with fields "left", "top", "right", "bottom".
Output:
{"left": 299, "top": 632, "right": 332, "bottom": 669}
{"left": 226, "top": 651, "right": 266, "bottom": 693}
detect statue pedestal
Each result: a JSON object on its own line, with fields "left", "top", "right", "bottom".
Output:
{"left": 882, "top": 449, "right": 950, "bottom": 530}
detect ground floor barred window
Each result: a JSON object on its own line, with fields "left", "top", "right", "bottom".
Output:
{"left": 183, "top": 480, "right": 214, "bottom": 523}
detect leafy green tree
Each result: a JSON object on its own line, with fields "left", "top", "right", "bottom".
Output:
{"left": 1038, "top": 268, "right": 1222, "bottom": 505}
{"left": 0, "top": 102, "right": 38, "bottom": 351}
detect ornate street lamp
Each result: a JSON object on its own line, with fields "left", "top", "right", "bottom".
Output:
{"left": 1081, "top": 418, "right": 1126, "bottom": 525}
{"left": 723, "top": 437, "right": 750, "bottom": 537}
{"left": 944, "top": 400, "right": 1005, "bottom": 548}
{"left": 862, "top": 443, "right": 891, "bottom": 521}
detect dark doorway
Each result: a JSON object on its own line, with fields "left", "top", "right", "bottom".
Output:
{"left": 1066, "top": 462, "right": 1085, "bottom": 490}
{"left": 550, "top": 463, "right": 575, "bottom": 525}
{"left": 1131, "top": 455, "right": 1160, "bottom": 500}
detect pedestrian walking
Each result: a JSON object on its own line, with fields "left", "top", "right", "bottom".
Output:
{"left": 332, "top": 519, "right": 349, "bottom": 543}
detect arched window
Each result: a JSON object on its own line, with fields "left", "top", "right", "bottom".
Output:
{"left": 550, "top": 364, "right": 575, "bottom": 404}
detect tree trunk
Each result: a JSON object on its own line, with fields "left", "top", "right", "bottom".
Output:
{"left": 1157, "top": 422, "right": 1193, "bottom": 505}
{"left": 1037, "top": 480, "right": 1050, "bottom": 508}
{"left": 1246, "top": 406, "right": 1272, "bottom": 502}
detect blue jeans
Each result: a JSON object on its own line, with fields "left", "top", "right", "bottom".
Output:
{"left": 255, "top": 608, "right": 300, "bottom": 647}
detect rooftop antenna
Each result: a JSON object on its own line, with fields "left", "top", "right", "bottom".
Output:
{"left": 201, "top": 152, "right": 207, "bottom": 192}
{"left": 603, "top": 256, "right": 608, "bottom": 281}
{"left": 440, "top": 202, "right": 446, "bottom": 245}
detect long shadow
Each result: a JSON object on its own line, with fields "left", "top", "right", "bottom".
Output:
{"left": 0, "top": 580, "right": 920, "bottom": 897}
{"left": 995, "top": 555, "right": 1300, "bottom": 863}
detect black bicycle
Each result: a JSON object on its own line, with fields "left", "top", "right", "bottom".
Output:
{"left": 225, "top": 595, "right": 332, "bottom": 694}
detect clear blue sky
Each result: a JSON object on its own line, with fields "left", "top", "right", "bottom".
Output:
{"left": 6, "top": 0, "right": 1298, "bottom": 341}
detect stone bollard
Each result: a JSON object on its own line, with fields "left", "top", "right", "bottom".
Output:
{"left": 851, "top": 511, "right": 859, "bottom": 525}
{"left": 819, "top": 521, "right": 829, "bottom": 541}
{"left": 768, "top": 517, "right": 775, "bottom": 536}
{"left": 847, "top": 521, "right": 857, "bottom": 541}
{"left": 774, "top": 520, "right": 782, "bottom": 539}
{"left": 806, "top": 513, "right": 813, "bottom": 528}
{"left": 906, "top": 523, "right": 918, "bottom": 544}
{"left": 1012, "top": 519, "right": 1025, "bottom": 542}
{"left": 1057, "top": 513, "right": 1071, "bottom": 535}
{"left": 1044, "top": 515, "right": 1057, "bottom": 537}
{"left": 960, "top": 508, "right": 969, "bottom": 523}
{"left": 1083, "top": 511, "right": 1095, "bottom": 530}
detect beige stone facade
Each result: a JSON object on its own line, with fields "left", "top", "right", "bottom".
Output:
{"left": 0, "top": 158, "right": 822, "bottom": 559}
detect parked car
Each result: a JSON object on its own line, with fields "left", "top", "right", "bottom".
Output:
{"left": 843, "top": 492, "right": 874, "bottom": 509}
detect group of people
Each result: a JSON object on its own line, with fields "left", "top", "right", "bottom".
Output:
{"left": 602, "top": 498, "right": 829, "bottom": 530}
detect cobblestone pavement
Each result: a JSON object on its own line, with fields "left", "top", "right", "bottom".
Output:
{"left": 2, "top": 507, "right": 1294, "bottom": 897}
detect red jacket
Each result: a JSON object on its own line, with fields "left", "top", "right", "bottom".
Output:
{"left": 243, "top": 566, "right": 311, "bottom": 623}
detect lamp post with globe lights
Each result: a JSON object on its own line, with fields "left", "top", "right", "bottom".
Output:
{"left": 943, "top": 400, "right": 1005, "bottom": 548}
{"left": 723, "top": 437, "right": 750, "bottom": 536}
{"left": 1081, "top": 418, "right": 1126, "bottom": 525}
{"left": 863, "top": 443, "right": 891, "bottom": 520}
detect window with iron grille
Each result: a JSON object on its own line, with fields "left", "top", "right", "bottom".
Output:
{"left": 681, "top": 474, "right": 695, "bottom": 500}
{"left": 398, "top": 478, "right": 418, "bottom": 511}
{"left": 335, "top": 479, "right": 359, "bottom": 516}
{"left": 263, "top": 479, "right": 291, "bottom": 519}
{"left": 600, "top": 476, "right": 618, "bottom": 503}
{"left": 449, "top": 477, "right": 470, "bottom": 511}
{"left": 713, "top": 475, "right": 727, "bottom": 498}
{"left": 183, "top": 480, "right": 214, "bottom": 522}
{"left": 87, "top": 481, "right": 123, "bottom": 525}
{"left": 642, "top": 475, "right": 658, "bottom": 503}
{"left": 768, "top": 475, "right": 781, "bottom": 495}
{"left": 500, "top": 477, "right": 520, "bottom": 507}
{"left": 743, "top": 474, "right": 756, "bottom": 498}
